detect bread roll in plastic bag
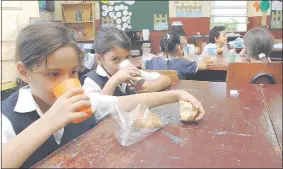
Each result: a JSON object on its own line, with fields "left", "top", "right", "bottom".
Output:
{"left": 113, "top": 104, "right": 163, "bottom": 146}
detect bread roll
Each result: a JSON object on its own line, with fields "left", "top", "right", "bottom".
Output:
{"left": 217, "top": 48, "right": 223, "bottom": 54}
{"left": 179, "top": 100, "right": 199, "bottom": 122}
{"left": 133, "top": 112, "right": 163, "bottom": 129}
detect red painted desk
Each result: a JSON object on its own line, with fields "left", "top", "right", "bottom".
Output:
{"left": 259, "top": 84, "right": 282, "bottom": 150}
{"left": 33, "top": 81, "right": 282, "bottom": 168}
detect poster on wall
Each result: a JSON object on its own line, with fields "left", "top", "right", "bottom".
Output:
{"left": 173, "top": 1, "right": 202, "bottom": 17}
{"left": 270, "top": 0, "right": 282, "bottom": 29}
{"left": 39, "top": 0, "right": 46, "bottom": 11}
{"left": 99, "top": 1, "right": 169, "bottom": 31}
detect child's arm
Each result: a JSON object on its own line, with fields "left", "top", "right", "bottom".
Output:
{"left": 139, "top": 75, "right": 171, "bottom": 93}
{"left": 87, "top": 89, "right": 205, "bottom": 121}
{"left": 182, "top": 55, "right": 207, "bottom": 71}
{"left": 137, "top": 71, "right": 171, "bottom": 93}
{"left": 196, "top": 60, "right": 207, "bottom": 70}
{"left": 117, "top": 89, "right": 205, "bottom": 121}
{"left": 2, "top": 88, "right": 90, "bottom": 168}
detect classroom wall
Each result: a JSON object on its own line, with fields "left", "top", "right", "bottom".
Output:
{"left": 39, "top": 10, "right": 55, "bottom": 21}
{"left": 53, "top": 1, "right": 282, "bottom": 53}
{"left": 247, "top": 1, "right": 282, "bottom": 40}
{"left": 1, "top": 1, "right": 40, "bottom": 82}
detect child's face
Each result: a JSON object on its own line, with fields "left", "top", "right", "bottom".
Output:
{"left": 18, "top": 46, "right": 80, "bottom": 105}
{"left": 180, "top": 36, "right": 188, "bottom": 47}
{"left": 215, "top": 30, "right": 228, "bottom": 45}
{"left": 98, "top": 45, "right": 131, "bottom": 76}
{"left": 176, "top": 44, "right": 183, "bottom": 57}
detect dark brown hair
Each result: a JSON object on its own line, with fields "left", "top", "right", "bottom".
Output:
{"left": 244, "top": 27, "right": 274, "bottom": 63}
{"left": 209, "top": 26, "right": 226, "bottom": 43}
{"left": 15, "top": 22, "right": 83, "bottom": 86}
{"left": 160, "top": 32, "right": 181, "bottom": 56}
{"left": 94, "top": 24, "right": 132, "bottom": 55}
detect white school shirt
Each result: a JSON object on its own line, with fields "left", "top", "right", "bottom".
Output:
{"left": 201, "top": 43, "right": 229, "bottom": 57}
{"left": 1, "top": 86, "right": 65, "bottom": 145}
{"left": 83, "top": 64, "right": 161, "bottom": 94}
{"left": 1, "top": 86, "right": 118, "bottom": 145}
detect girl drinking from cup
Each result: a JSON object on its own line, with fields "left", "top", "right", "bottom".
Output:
{"left": 81, "top": 25, "right": 171, "bottom": 95}
{"left": 2, "top": 23, "right": 206, "bottom": 168}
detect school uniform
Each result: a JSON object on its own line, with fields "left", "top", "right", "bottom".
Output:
{"left": 201, "top": 43, "right": 229, "bottom": 56}
{"left": 1, "top": 86, "right": 99, "bottom": 168}
{"left": 144, "top": 57, "right": 199, "bottom": 80}
{"left": 81, "top": 64, "right": 161, "bottom": 96}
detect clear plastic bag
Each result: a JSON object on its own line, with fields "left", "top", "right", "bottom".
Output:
{"left": 112, "top": 104, "right": 163, "bottom": 146}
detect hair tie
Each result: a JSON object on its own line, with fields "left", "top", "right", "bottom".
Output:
{"left": 166, "top": 34, "right": 170, "bottom": 40}
{"left": 258, "top": 53, "right": 266, "bottom": 59}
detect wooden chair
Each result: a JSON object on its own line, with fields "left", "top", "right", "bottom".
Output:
{"left": 226, "top": 62, "right": 282, "bottom": 84}
{"left": 250, "top": 72, "right": 277, "bottom": 84}
{"left": 144, "top": 70, "right": 179, "bottom": 82}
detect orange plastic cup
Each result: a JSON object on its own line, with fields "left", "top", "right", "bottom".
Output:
{"left": 53, "top": 78, "right": 93, "bottom": 123}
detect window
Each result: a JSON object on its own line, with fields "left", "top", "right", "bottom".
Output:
{"left": 210, "top": 1, "right": 248, "bottom": 32}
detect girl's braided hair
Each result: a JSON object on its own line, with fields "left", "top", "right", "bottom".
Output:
{"left": 160, "top": 32, "right": 181, "bottom": 57}
{"left": 160, "top": 32, "right": 181, "bottom": 64}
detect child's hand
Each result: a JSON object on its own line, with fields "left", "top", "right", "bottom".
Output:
{"left": 42, "top": 87, "right": 91, "bottom": 131}
{"left": 111, "top": 65, "right": 141, "bottom": 85}
{"left": 175, "top": 90, "right": 206, "bottom": 121}
{"left": 204, "top": 55, "right": 214, "bottom": 63}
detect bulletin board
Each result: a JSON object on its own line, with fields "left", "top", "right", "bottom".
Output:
{"left": 100, "top": 1, "right": 169, "bottom": 31}
{"left": 172, "top": 1, "right": 203, "bottom": 18}
{"left": 270, "top": 0, "right": 282, "bottom": 29}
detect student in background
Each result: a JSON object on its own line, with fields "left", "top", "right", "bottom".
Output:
{"left": 239, "top": 27, "right": 274, "bottom": 63}
{"left": 175, "top": 30, "right": 188, "bottom": 52}
{"left": 201, "top": 26, "right": 228, "bottom": 57}
{"left": 144, "top": 32, "right": 207, "bottom": 80}
{"left": 175, "top": 30, "right": 197, "bottom": 61}
{"left": 2, "top": 23, "right": 205, "bottom": 168}
{"left": 81, "top": 25, "right": 171, "bottom": 95}
{"left": 158, "top": 30, "right": 189, "bottom": 57}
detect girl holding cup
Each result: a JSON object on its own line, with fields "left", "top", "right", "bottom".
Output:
{"left": 2, "top": 23, "right": 206, "bottom": 168}
{"left": 81, "top": 25, "right": 171, "bottom": 95}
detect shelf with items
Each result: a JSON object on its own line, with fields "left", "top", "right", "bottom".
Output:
{"left": 60, "top": 2, "right": 93, "bottom": 5}
{"left": 62, "top": 21, "right": 93, "bottom": 24}
{"left": 61, "top": 2, "right": 95, "bottom": 42}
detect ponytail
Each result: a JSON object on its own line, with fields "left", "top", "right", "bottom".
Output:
{"left": 258, "top": 53, "right": 270, "bottom": 64}
{"left": 164, "top": 34, "right": 170, "bottom": 64}
{"left": 160, "top": 32, "right": 181, "bottom": 66}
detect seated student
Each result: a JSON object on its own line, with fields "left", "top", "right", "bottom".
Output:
{"left": 239, "top": 27, "right": 274, "bottom": 63}
{"left": 143, "top": 32, "right": 207, "bottom": 80}
{"left": 174, "top": 30, "right": 197, "bottom": 61}
{"left": 81, "top": 25, "right": 171, "bottom": 95}
{"left": 174, "top": 30, "right": 188, "bottom": 53}
{"left": 201, "top": 26, "right": 228, "bottom": 57}
{"left": 2, "top": 23, "right": 205, "bottom": 168}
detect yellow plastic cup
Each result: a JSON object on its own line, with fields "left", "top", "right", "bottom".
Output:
{"left": 53, "top": 78, "right": 93, "bottom": 123}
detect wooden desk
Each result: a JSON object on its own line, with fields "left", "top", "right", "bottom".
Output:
{"left": 33, "top": 81, "right": 282, "bottom": 168}
{"left": 259, "top": 84, "right": 282, "bottom": 150}
{"left": 205, "top": 56, "right": 228, "bottom": 71}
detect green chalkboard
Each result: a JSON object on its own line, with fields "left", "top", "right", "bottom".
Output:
{"left": 100, "top": 1, "right": 169, "bottom": 31}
